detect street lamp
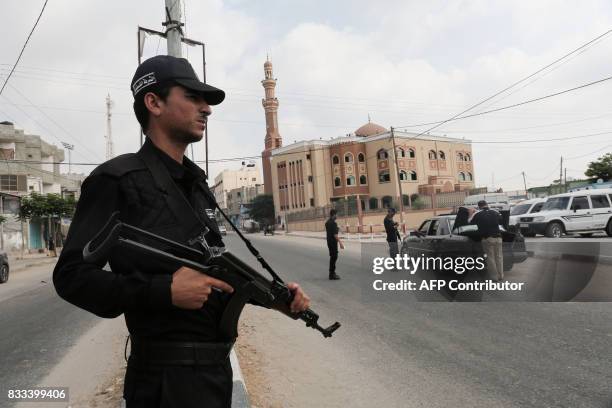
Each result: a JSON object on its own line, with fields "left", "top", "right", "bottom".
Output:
{"left": 61, "top": 142, "right": 74, "bottom": 174}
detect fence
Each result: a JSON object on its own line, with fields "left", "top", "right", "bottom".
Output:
{"left": 286, "top": 190, "right": 471, "bottom": 223}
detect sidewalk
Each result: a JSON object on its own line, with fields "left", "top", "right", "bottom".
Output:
{"left": 278, "top": 230, "right": 387, "bottom": 242}
{"left": 8, "top": 252, "right": 58, "bottom": 272}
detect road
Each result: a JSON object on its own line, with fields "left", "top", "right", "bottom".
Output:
{"left": 227, "top": 232, "right": 612, "bottom": 408}
{"left": 0, "top": 261, "right": 124, "bottom": 408}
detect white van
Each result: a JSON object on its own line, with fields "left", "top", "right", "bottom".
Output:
{"left": 464, "top": 193, "right": 510, "bottom": 211}
{"left": 518, "top": 189, "right": 612, "bottom": 237}
{"left": 509, "top": 198, "right": 546, "bottom": 236}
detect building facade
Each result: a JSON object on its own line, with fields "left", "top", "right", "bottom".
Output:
{"left": 270, "top": 122, "right": 475, "bottom": 223}
{"left": 0, "top": 121, "right": 83, "bottom": 251}
{"left": 226, "top": 184, "right": 265, "bottom": 226}
{"left": 212, "top": 163, "right": 262, "bottom": 211}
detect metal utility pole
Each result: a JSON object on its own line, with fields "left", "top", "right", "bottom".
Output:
{"left": 164, "top": 0, "right": 183, "bottom": 57}
{"left": 105, "top": 94, "right": 114, "bottom": 160}
{"left": 564, "top": 168, "right": 567, "bottom": 192}
{"left": 61, "top": 142, "right": 74, "bottom": 173}
{"left": 390, "top": 127, "right": 405, "bottom": 225}
{"left": 559, "top": 156, "right": 563, "bottom": 189}
{"left": 522, "top": 171, "right": 527, "bottom": 196}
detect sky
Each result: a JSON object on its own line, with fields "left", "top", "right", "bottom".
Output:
{"left": 1, "top": 0, "right": 612, "bottom": 191}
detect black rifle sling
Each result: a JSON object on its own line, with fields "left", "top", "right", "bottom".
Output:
{"left": 138, "top": 143, "right": 247, "bottom": 342}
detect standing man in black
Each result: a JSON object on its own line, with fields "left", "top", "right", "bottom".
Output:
{"left": 325, "top": 209, "right": 344, "bottom": 280}
{"left": 384, "top": 208, "right": 401, "bottom": 258}
{"left": 470, "top": 200, "right": 504, "bottom": 281}
{"left": 53, "top": 55, "right": 310, "bottom": 408}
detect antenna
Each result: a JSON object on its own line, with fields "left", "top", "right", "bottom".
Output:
{"left": 105, "top": 94, "right": 114, "bottom": 160}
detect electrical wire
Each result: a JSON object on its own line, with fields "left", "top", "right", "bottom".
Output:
{"left": 0, "top": 0, "right": 50, "bottom": 96}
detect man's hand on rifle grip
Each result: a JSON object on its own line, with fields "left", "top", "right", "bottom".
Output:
{"left": 287, "top": 282, "right": 310, "bottom": 314}
{"left": 171, "top": 266, "right": 234, "bottom": 309}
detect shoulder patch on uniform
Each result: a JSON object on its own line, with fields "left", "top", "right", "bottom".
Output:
{"left": 90, "top": 154, "right": 146, "bottom": 178}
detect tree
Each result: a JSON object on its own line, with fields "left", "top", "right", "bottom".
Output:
{"left": 248, "top": 194, "right": 275, "bottom": 225}
{"left": 19, "top": 193, "right": 77, "bottom": 252}
{"left": 585, "top": 153, "right": 612, "bottom": 180}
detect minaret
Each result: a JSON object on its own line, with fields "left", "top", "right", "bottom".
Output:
{"left": 261, "top": 56, "right": 282, "bottom": 195}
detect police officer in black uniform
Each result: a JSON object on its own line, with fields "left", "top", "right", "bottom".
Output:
{"left": 325, "top": 209, "right": 344, "bottom": 280}
{"left": 53, "top": 55, "right": 310, "bottom": 408}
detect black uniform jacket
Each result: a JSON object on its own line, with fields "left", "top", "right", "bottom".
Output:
{"left": 53, "top": 138, "right": 230, "bottom": 342}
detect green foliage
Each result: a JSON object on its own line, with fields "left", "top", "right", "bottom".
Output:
{"left": 248, "top": 194, "right": 275, "bottom": 224}
{"left": 585, "top": 153, "right": 612, "bottom": 180}
{"left": 410, "top": 194, "right": 426, "bottom": 210}
{"left": 0, "top": 215, "right": 6, "bottom": 224}
{"left": 19, "top": 193, "right": 76, "bottom": 221}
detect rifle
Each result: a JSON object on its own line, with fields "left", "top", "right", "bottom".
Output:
{"left": 83, "top": 212, "right": 341, "bottom": 341}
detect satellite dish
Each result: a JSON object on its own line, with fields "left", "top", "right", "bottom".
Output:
{"left": 597, "top": 178, "right": 604, "bottom": 184}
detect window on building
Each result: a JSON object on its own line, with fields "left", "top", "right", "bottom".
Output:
{"left": 344, "top": 153, "right": 353, "bottom": 163}
{"left": 408, "top": 148, "right": 415, "bottom": 158}
{"left": 457, "top": 152, "right": 464, "bottom": 161}
{"left": 310, "top": 198, "right": 314, "bottom": 207}
{"left": 377, "top": 149, "right": 388, "bottom": 160}
{"left": 410, "top": 171, "right": 417, "bottom": 181}
{"left": 369, "top": 197, "right": 378, "bottom": 209}
{"left": 429, "top": 150, "right": 437, "bottom": 160}
{"left": 438, "top": 151, "right": 445, "bottom": 160}
{"left": 332, "top": 155, "right": 340, "bottom": 164}
{"left": 465, "top": 153, "right": 471, "bottom": 161}
{"left": 458, "top": 172, "right": 466, "bottom": 181}
{"left": 397, "top": 148, "right": 405, "bottom": 158}
{"left": 252, "top": 178, "right": 256, "bottom": 181}
{"left": 466, "top": 172, "right": 473, "bottom": 181}
{"left": 308, "top": 175, "right": 313, "bottom": 182}
{"left": 359, "top": 175, "right": 367, "bottom": 185}
{"left": 402, "top": 194, "right": 410, "bottom": 206}
{"left": 382, "top": 196, "right": 393, "bottom": 208}
{"left": 399, "top": 170, "right": 408, "bottom": 181}
{"left": 0, "top": 175, "right": 17, "bottom": 191}
{"left": 346, "top": 175, "right": 356, "bottom": 186}
{"left": 378, "top": 170, "right": 390, "bottom": 183}
{"left": 334, "top": 177, "right": 341, "bottom": 187}
{"left": 306, "top": 154, "right": 311, "bottom": 160}
{"left": 358, "top": 153, "right": 365, "bottom": 162}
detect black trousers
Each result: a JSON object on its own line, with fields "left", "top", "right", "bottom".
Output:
{"left": 328, "top": 246, "right": 338, "bottom": 274}
{"left": 123, "top": 357, "right": 233, "bottom": 408}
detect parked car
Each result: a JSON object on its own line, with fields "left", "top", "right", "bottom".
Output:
{"left": 518, "top": 189, "right": 612, "bottom": 238}
{"left": 401, "top": 213, "right": 529, "bottom": 273}
{"left": 464, "top": 193, "right": 510, "bottom": 211}
{"left": 0, "top": 250, "right": 9, "bottom": 284}
{"left": 218, "top": 225, "right": 227, "bottom": 236}
{"left": 509, "top": 198, "right": 546, "bottom": 236}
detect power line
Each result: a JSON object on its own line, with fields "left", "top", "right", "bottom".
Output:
{"left": 395, "top": 29, "right": 612, "bottom": 134}
{"left": 395, "top": 74, "right": 612, "bottom": 129}
{"left": 0, "top": 0, "right": 49, "bottom": 96}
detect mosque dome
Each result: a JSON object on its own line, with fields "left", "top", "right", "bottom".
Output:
{"left": 355, "top": 121, "right": 387, "bottom": 137}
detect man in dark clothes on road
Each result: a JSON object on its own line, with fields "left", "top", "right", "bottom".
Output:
{"left": 384, "top": 208, "right": 402, "bottom": 258}
{"left": 470, "top": 200, "right": 504, "bottom": 281}
{"left": 52, "top": 55, "right": 310, "bottom": 408}
{"left": 325, "top": 209, "right": 344, "bottom": 280}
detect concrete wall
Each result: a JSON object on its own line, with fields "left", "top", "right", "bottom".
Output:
{"left": 287, "top": 207, "right": 454, "bottom": 233}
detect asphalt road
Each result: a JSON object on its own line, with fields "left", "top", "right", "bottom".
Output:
{"left": 0, "top": 263, "right": 100, "bottom": 408}
{"left": 225, "top": 232, "right": 612, "bottom": 408}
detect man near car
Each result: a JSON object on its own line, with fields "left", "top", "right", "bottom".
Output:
{"left": 325, "top": 209, "right": 344, "bottom": 280}
{"left": 470, "top": 200, "right": 504, "bottom": 281}
{"left": 384, "top": 208, "right": 402, "bottom": 259}
{"left": 53, "top": 55, "right": 310, "bottom": 408}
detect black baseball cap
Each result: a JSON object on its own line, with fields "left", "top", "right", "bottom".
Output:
{"left": 131, "top": 55, "right": 225, "bottom": 105}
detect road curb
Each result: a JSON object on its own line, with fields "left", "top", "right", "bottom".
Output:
{"left": 231, "top": 349, "right": 251, "bottom": 407}
{"left": 11, "top": 257, "right": 58, "bottom": 273}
